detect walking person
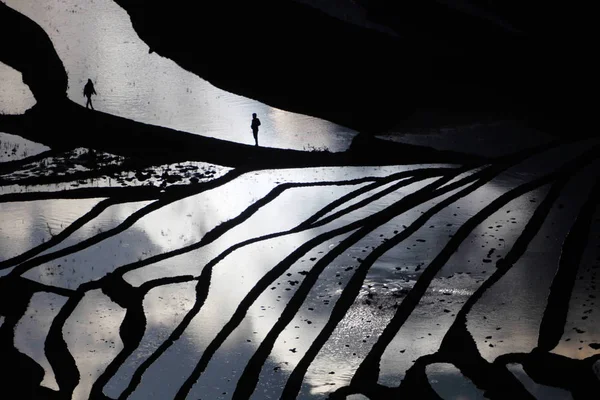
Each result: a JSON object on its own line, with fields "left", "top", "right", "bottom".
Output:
{"left": 83, "top": 78, "right": 97, "bottom": 110}
{"left": 251, "top": 113, "right": 261, "bottom": 146}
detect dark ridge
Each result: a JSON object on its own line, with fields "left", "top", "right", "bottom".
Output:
{"left": 0, "top": 2, "right": 67, "bottom": 102}
{"left": 0, "top": 185, "right": 162, "bottom": 204}
{"left": 8, "top": 277, "right": 75, "bottom": 298}
{"left": 537, "top": 178, "right": 600, "bottom": 351}
{"left": 112, "top": 1, "right": 592, "bottom": 136}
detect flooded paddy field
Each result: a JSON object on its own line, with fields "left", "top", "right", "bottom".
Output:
{"left": 1, "top": 137, "right": 598, "bottom": 399}
{"left": 1, "top": 1, "right": 599, "bottom": 399}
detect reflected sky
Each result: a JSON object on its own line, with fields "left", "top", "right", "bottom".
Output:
{"left": 0, "top": 197, "right": 105, "bottom": 263}
{"left": 0, "top": 62, "right": 36, "bottom": 114}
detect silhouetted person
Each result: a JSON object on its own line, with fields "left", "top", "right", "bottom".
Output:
{"left": 251, "top": 113, "right": 261, "bottom": 146}
{"left": 83, "top": 79, "right": 96, "bottom": 110}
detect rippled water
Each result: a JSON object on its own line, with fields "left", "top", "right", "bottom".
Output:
{"left": 0, "top": 132, "right": 50, "bottom": 162}
{"left": 0, "top": 62, "right": 37, "bottom": 115}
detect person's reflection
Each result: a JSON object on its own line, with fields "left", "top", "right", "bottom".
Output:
{"left": 251, "top": 113, "right": 261, "bottom": 146}
{"left": 83, "top": 79, "right": 97, "bottom": 110}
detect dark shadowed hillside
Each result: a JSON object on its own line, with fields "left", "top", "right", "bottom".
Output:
{"left": 114, "top": 0, "right": 594, "bottom": 136}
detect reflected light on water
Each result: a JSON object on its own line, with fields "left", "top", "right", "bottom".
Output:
{"left": 0, "top": 198, "right": 105, "bottom": 263}
{"left": 0, "top": 62, "right": 37, "bottom": 114}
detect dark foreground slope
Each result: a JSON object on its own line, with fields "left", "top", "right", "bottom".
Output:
{"left": 114, "top": 0, "right": 595, "bottom": 136}
{"left": 0, "top": 2, "right": 67, "bottom": 103}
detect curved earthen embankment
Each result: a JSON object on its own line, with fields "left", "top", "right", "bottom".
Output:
{"left": 0, "top": 100, "right": 485, "bottom": 169}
